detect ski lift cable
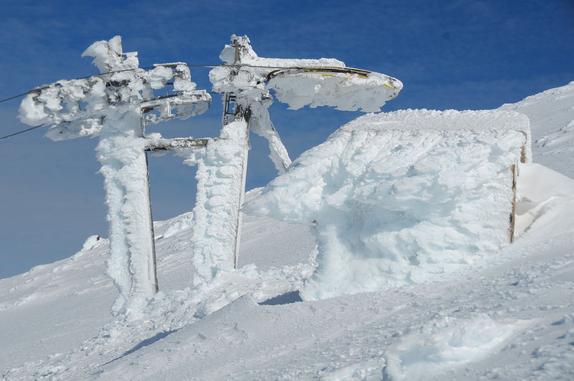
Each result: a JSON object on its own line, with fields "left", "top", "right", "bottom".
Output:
{"left": 0, "top": 124, "right": 47, "bottom": 141}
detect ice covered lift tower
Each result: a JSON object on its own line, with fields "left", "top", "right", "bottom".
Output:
{"left": 18, "top": 36, "right": 211, "bottom": 318}
{"left": 195, "top": 35, "right": 402, "bottom": 285}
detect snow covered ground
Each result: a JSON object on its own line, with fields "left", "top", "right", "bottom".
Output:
{"left": 1, "top": 82, "right": 574, "bottom": 380}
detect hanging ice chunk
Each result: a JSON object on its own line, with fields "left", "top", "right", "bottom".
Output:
{"left": 267, "top": 68, "right": 402, "bottom": 112}
{"left": 248, "top": 100, "right": 292, "bottom": 174}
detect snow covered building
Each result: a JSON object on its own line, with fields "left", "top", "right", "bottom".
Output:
{"left": 247, "top": 110, "right": 531, "bottom": 300}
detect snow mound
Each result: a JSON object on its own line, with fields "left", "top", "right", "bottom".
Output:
{"left": 500, "top": 81, "right": 574, "bottom": 178}
{"left": 246, "top": 110, "right": 531, "bottom": 300}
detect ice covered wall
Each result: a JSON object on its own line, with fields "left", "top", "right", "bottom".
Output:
{"left": 246, "top": 110, "right": 531, "bottom": 300}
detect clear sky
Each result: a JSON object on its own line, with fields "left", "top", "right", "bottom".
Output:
{"left": 1, "top": 0, "right": 573, "bottom": 278}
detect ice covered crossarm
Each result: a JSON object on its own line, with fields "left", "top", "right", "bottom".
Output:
{"left": 18, "top": 36, "right": 210, "bottom": 141}
{"left": 178, "top": 119, "right": 249, "bottom": 287}
{"left": 245, "top": 110, "right": 531, "bottom": 301}
{"left": 209, "top": 35, "right": 343, "bottom": 175}
{"left": 210, "top": 35, "right": 402, "bottom": 113}
{"left": 209, "top": 35, "right": 346, "bottom": 96}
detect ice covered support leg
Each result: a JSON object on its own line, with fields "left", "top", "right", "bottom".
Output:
{"left": 249, "top": 102, "right": 292, "bottom": 174}
{"left": 96, "top": 107, "right": 158, "bottom": 318}
{"left": 185, "top": 119, "right": 249, "bottom": 286}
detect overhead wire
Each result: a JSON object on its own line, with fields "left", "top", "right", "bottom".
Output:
{"left": 0, "top": 124, "right": 47, "bottom": 141}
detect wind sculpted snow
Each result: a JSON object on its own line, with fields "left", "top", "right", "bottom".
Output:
{"left": 246, "top": 109, "right": 531, "bottom": 300}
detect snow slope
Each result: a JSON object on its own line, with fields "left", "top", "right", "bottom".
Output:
{"left": 501, "top": 81, "right": 574, "bottom": 178}
{"left": 2, "top": 83, "right": 574, "bottom": 380}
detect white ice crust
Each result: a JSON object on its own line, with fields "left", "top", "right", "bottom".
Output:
{"left": 246, "top": 109, "right": 531, "bottom": 300}
{"left": 96, "top": 107, "right": 157, "bottom": 317}
{"left": 179, "top": 119, "right": 249, "bottom": 287}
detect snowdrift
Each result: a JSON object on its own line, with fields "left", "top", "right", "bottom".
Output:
{"left": 247, "top": 110, "right": 531, "bottom": 300}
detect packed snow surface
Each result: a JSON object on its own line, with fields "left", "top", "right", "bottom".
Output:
{"left": 247, "top": 109, "right": 531, "bottom": 300}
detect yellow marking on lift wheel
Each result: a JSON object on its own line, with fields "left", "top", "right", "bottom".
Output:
{"left": 384, "top": 82, "right": 395, "bottom": 89}
{"left": 321, "top": 73, "right": 335, "bottom": 78}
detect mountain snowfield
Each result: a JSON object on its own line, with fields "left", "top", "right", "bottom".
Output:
{"left": 1, "top": 82, "right": 574, "bottom": 380}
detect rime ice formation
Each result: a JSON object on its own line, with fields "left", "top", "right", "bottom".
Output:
{"left": 95, "top": 107, "right": 156, "bottom": 316}
{"left": 209, "top": 35, "right": 403, "bottom": 173}
{"left": 248, "top": 100, "right": 292, "bottom": 175}
{"left": 246, "top": 110, "right": 531, "bottom": 300}
{"left": 210, "top": 35, "right": 402, "bottom": 113}
{"left": 267, "top": 69, "right": 402, "bottom": 112}
{"left": 194, "top": 35, "right": 403, "bottom": 283}
{"left": 19, "top": 36, "right": 210, "bottom": 319}
{"left": 179, "top": 120, "right": 249, "bottom": 287}
{"left": 19, "top": 36, "right": 209, "bottom": 141}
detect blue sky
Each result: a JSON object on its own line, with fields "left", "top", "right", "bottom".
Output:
{"left": 1, "top": 0, "right": 573, "bottom": 278}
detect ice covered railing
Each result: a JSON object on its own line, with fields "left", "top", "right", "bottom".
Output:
{"left": 246, "top": 110, "right": 531, "bottom": 300}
